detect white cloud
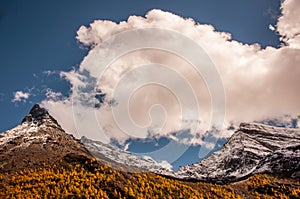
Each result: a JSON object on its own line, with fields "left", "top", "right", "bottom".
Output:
{"left": 268, "top": 24, "right": 276, "bottom": 31}
{"left": 158, "top": 160, "right": 173, "bottom": 171}
{"left": 43, "top": 70, "right": 58, "bottom": 76}
{"left": 45, "top": 88, "right": 63, "bottom": 101}
{"left": 123, "top": 143, "right": 130, "bottom": 151}
{"left": 12, "top": 91, "right": 30, "bottom": 102}
{"left": 41, "top": 98, "right": 79, "bottom": 136}
{"left": 277, "top": 0, "right": 300, "bottom": 48}
{"left": 42, "top": 0, "right": 300, "bottom": 145}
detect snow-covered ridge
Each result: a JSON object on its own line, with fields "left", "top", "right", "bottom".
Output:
{"left": 240, "top": 122, "right": 300, "bottom": 138}
{"left": 81, "top": 136, "right": 173, "bottom": 172}
{"left": 0, "top": 122, "right": 44, "bottom": 146}
{"left": 157, "top": 122, "right": 300, "bottom": 183}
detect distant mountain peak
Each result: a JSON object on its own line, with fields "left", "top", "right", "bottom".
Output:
{"left": 21, "top": 104, "right": 61, "bottom": 128}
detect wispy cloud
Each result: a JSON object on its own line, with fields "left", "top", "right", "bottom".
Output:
{"left": 45, "top": 88, "right": 63, "bottom": 101}
{"left": 0, "top": 93, "right": 5, "bottom": 102}
{"left": 43, "top": 70, "right": 59, "bottom": 76}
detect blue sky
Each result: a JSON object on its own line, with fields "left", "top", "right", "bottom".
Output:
{"left": 4, "top": 0, "right": 298, "bottom": 170}
{"left": 0, "top": 0, "right": 281, "bottom": 132}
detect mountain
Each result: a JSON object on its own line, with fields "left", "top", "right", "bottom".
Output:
{"left": 81, "top": 136, "right": 172, "bottom": 172}
{"left": 82, "top": 121, "right": 300, "bottom": 183}
{"left": 1, "top": 104, "right": 299, "bottom": 180}
{"left": 0, "top": 104, "right": 172, "bottom": 173}
{"left": 0, "top": 104, "right": 93, "bottom": 172}
{"left": 1, "top": 105, "right": 300, "bottom": 198}
{"left": 164, "top": 123, "right": 300, "bottom": 183}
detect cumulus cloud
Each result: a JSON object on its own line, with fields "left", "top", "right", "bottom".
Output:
{"left": 12, "top": 91, "right": 30, "bottom": 102}
{"left": 42, "top": 0, "right": 300, "bottom": 146}
{"left": 277, "top": 0, "right": 300, "bottom": 48}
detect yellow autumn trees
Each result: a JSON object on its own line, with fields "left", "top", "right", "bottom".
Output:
{"left": 0, "top": 159, "right": 299, "bottom": 199}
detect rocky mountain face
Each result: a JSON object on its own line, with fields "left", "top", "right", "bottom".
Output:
{"left": 164, "top": 123, "right": 300, "bottom": 183}
{"left": 0, "top": 104, "right": 93, "bottom": 172}
{"left": 81, "top": 136, "right": 172, "bottom": 172}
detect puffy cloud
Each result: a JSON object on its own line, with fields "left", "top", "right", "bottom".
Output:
{"left": 277, "top": 0, "right": 300, "bottom": 48}
{"left": 42, "top": 0, "right": 300, "bottom": 146}
{"left": 12, "top": 91, "right": 30, "bottom": 102}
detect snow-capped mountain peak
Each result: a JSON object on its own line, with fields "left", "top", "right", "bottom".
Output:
{"left": 0, "top": 104, "right": 63, "bottom": 147}
{"left": 21, "top": 104, "right": 61, "bottom": 128}
{"left": 0, "top": 104, "right": 92, "bottom": 172}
